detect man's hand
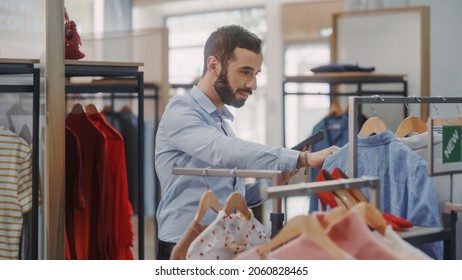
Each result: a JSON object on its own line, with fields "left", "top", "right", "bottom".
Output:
{"left": 306, "top": 145, "right": 339, "bottom": 168}
{"left": 297, "top": 145, "right": 339, "bottom": 169}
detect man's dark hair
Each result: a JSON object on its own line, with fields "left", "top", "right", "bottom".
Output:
{"left": 201, "top": 25, "right": 262, "bottom": 77}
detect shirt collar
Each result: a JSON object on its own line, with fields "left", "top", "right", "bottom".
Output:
{"left": 191, "top": 85, "right": 234, "bottom": 121}
{"left": 357, "top": 130, "right": 397, "bottom": 146}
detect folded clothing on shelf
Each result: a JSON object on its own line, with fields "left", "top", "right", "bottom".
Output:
{"left": 311, "top": 63, "right": 375, "bottom": 73}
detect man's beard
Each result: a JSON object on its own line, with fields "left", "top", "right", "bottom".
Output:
{"left": 214, "top": 70, "right": 251, "bottom": 108}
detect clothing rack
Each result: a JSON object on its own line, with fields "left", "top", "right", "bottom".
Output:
{"left": 260, "top": 176, "right": 380, "bottom": 236}
{"left": 0, "top": 59, "right": 40, "bottom": 259}
{"left": 282, "top": 73, "right": 408, "bottom": 147}
{"left": 348, "top": 95, "right": 461, "bottom": 259}
{"left": 348, "top": 96, "right": 462, "bottom": 177}
{"left": 65, "top": 60, "right": 146, "bottom": 259}
{"left": 172, "top": 166, "right": 380, "bottom": 237}
{"left": 171, "top": 166, "right": 285, "bottom": 237}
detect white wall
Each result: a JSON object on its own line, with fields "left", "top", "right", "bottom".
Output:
{"left": 410, "top": 0, "right": 462, "bottom": 260}
{"left": 410, "top": 0, "right": 462, "bottom": 101}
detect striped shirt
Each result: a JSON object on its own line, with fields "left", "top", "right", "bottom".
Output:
{"left": 0, "top": 126, "right": 33, "bottom": 259}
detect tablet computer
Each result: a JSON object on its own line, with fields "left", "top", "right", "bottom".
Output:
{"left": 291, "top": 130, "right": 324, "bottom": 151}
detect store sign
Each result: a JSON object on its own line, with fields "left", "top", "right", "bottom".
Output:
{"left": 442, "top": 126, "right": 462, "bottom": 163}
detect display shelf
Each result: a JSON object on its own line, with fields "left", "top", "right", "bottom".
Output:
{"left": 64, "top": 60, "right": 146, "bottom": 259}
{"left": 282, "top": 72, "right": 407, "bottom": 147}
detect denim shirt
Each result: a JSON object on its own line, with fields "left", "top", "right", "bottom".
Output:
{"left": 155, "top": 86, "right": 300, "bottom": 243}
{"left": 322, "top": 131, "right": 442, "bottom": 259}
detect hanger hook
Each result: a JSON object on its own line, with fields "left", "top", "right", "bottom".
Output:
{"left": 456, "top": 104, "right": 460, "bottom": 116}
{"left": 229, "top": 167, "right": 237, "bottom": 177}
{"left": 370, "top": 106, "right": 377, "bottom": 117}
{"left": 202, "top": 167, "right": 210, "bottom": 190}
{"left": 371, "top": 95, "right": 385, "bottom": 103}
{"left": 409, "top": 95, "right": 421, "bottom": 104}
{"left": 341, "top": 179, "right": 350, "bottom": 190}
{"left": 405, "top": 103, "right": 412, "bottom": 116}
{"left": 432, "top": 103, "right": 440, "bottom": 117}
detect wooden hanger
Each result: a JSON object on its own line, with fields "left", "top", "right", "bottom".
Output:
{"left": 332, "top": 168, "right": 368, "bottom": 203}
{"left": 120, "top": 105, "right": 132, "bottom": 113}
{"left": 222, "top": 192, "right": 251, "bottom": 220}
{"left": 451, "top": 116, "right": 462, "bottom": 125}
{"left": 70, "top": 103, "right": 85, "bottom": 114}
{"left": 85, "top": 104, "right": 99, "bottom": 115}
{"left": 321, "top": 169, "right": 357, "bottom": 209}
{"left": 358, "top": 116, "right": 388, "bottom": 137}
{"left": 451, "top": 105, "right": 462, "bottom": 125}
{"left": 327, "top": 96, "right": 343, "bottom": 117}
{"left": 194, "top": 190, "right": 222, "bottom": 223}
{"left": 350, "top": 202, "right": 387, "bottom": 236}
{"left": 428, "top": 117, "right": 450, "bottom": 126}
{"left": 101, "top": 105, "right": 112, "bottom": 114}
{"left": 320, "top": 202, "right": 387, "bottom": 236}
{"left": 333, "top": 189, "right": 357, "bottom": 209}
{"left": 257, "top": 215, "right": 349, "bottom": 260}
{"left": 395, "top": 115, "right": 428, "bottom": 137}
{"left": 428, "top": 103, "right": 450, "bottom": 126}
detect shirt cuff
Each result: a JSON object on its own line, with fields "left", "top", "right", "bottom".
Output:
{"left": 279, "top": 148, "right": 301, "bottom": 171}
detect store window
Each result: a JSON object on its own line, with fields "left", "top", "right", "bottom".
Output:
{"left": 165, "top": 7, "right": 267, "bottom": 143}
{"left": 283, "top": 42, "right": 331, "bottom": 218}
{"left": 283, "top": 42, "right": 331, "bottom": 148}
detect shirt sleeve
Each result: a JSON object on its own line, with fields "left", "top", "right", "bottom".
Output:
{"left": 244, "top": 178, "right": 272, "bottom": 207}
{"left": 164, "top": 99, "right": 300, "bottom": 171}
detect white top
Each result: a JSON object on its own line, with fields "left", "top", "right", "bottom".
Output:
{"left": 0, "top": 125, "right": 33, "bottom": 259}
{"left": 187, "top": 210, "right": 269, "bottom": 260}
{"left": 372, "top": 225, "right": 433, "bottom": 260}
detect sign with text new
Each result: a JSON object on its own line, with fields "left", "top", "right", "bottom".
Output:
{"left": 442, "top": 126, "right": 462, "bottom": 163}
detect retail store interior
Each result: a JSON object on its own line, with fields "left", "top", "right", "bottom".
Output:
{"left": 0, "top": 0, "right": 462, "bottom": 260}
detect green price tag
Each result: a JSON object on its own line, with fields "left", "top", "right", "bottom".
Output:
{"left": 442, "top": 126, "right": 462, "bottom": 163}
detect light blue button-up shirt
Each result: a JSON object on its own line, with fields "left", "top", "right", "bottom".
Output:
{"left": 155, "top": 86, "right": 300, "bottom": 242}
{"left": 322, "top": 131, "right": 443, "bottom": 259}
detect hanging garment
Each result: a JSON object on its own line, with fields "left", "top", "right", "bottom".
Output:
{"left": 371, "top": 225, "right": 432, "bottom": 260}
{"left": 186, "top": 210, "right": 269, "bottom": 260}
{"left": 325, "top": 209, "right": 401, "bottom": 260}
{"left": 170, "top": 220, "right": 208, "bottom": 260}
{"left": 310, "top": 63, "right": 375, "bottom": 73}
{"left": 65, "top": 127, "right": 83, "bottom": 260}
{"left": 322, "top": 131, "right": 443, "bottom": 259}
{"left": 105, "top": 110, "right": 139, "bottom": 215}
{"left": 0, "top": 125, "right": 33, "bottom": 259}
{"left": 268, "top": 234, "right": 354, "bottom": 260}
{"left": 1, "top": 104, "right": 33, "bottom": 259}
{"left": 233, "top": 247, "right": 264, "bottom": 260}
{"left": 88, "top": 111, "right": 134, "bottom": 260}
{"left": 398, "top": 132, "right": 450, "bottom": 214}
{"left": 66, "top": 111, "right": 110, "bottom": 259}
